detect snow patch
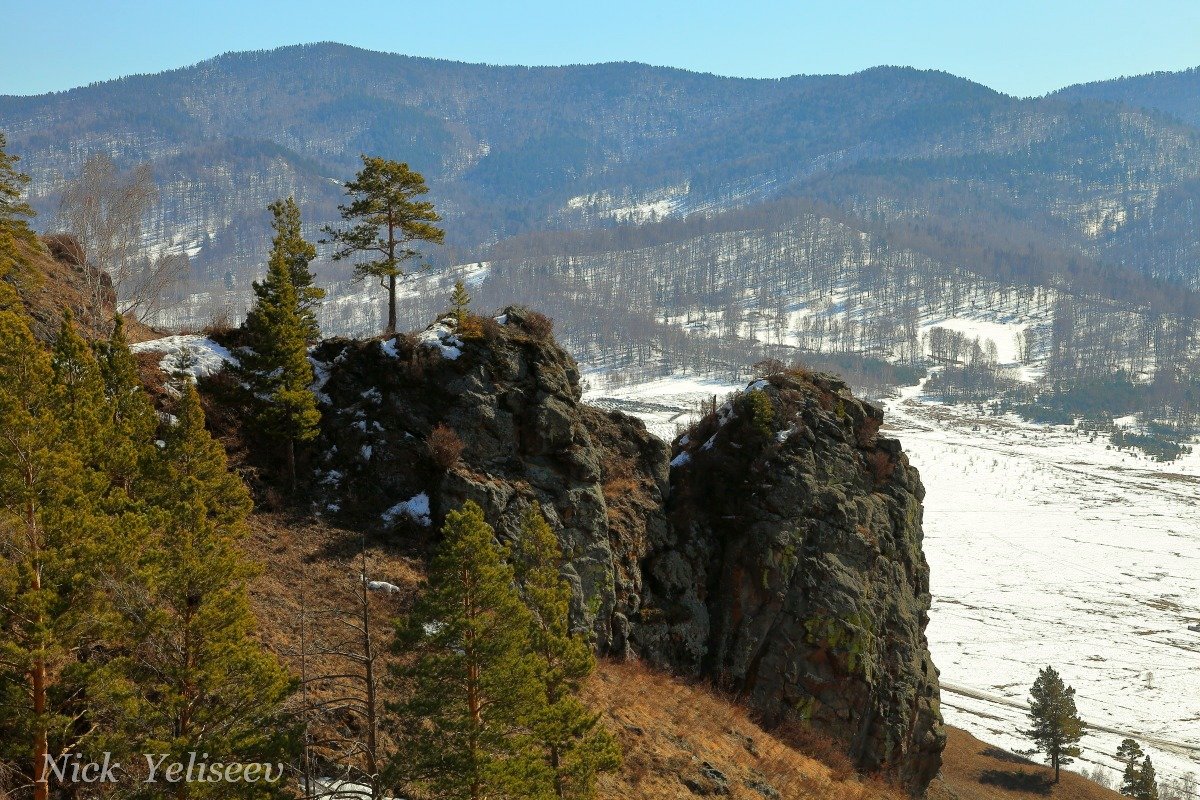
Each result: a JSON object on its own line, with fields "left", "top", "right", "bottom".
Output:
{"left": 382, "top": 493, "right": 432, "bottom": 527}
{"left": 130, "top": 335, "right": 237, "bottom": 381}
{"left": 417, "top": 321, "right": 464, "bottom": 360}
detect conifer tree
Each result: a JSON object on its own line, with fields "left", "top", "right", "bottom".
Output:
{"left": 94, "top": 314, "right": 159, "bottom": 496}
{"left": 129, "top": 384, "right": 292, "bottom": 796}
{"left": 450, "top": 279, "right": 483, "bottom": 338}
{"left": 0, "top": 133, "right": 33, "bottom": 235}
{"left": 1136, "top": 756, "right": 1159, "bottom": 800}
{"left": 0, "top": 133, "right": 36, "bottom": 286}
{"left": 1024, "top": 665, "right": 1085, "bottom": 783}
{"left": 512, "top": 504, "right": 620, "bottom": 800}
{"left": 267, "top": 197, "right": 323, "bottom": 344}
{"left": 1118, "top": 738, "right": 1146, "bottom": 795}
{"left": 0, "top": 306, "right": 129, "bottom": 800}
{"left": 1122, "top": 752, "right": 1160, "bottom": 800}
{"left": 390, "top": 501, "right": 548, "bottom": 800}
{"left": 237, "top": 221, "right": 322, "bottom": 490}
{"left": 322, "top": 156, "right": 444, "bottom": 334}
{"left": 452, "top": 280, "right": 471, "bottom": 327}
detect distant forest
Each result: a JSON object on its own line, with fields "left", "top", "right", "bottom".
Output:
{"left": 5, "top": 43, "right": 1200, "bottom": 452}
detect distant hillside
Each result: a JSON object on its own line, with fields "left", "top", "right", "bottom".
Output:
{"left": 1055, "top": 66, "right": 1200, "bottom": 126}
{"left": 6, "top": 43, "right": 1200, "bottom": 298}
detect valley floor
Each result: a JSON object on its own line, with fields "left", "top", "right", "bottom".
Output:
{"left": 584, "top": 376, "right": 1200, "bottom": 789}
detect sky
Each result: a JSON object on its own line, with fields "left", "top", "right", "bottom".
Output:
{"left": 5, "top": 1, "right": 1200, "bottom": 98}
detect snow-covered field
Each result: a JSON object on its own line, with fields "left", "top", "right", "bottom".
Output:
{"left": 584, "top": 376, "right": 1200, "bottom": 786}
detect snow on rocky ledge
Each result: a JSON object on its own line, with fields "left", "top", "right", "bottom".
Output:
{"left": 416, "top": 320, "right": 464, "bottom": 360}
{"left": 381, "top": 493, "right": 432, "bottom": 527}
{"left": 130, "top": 335, "right": 237, "bottom": 381}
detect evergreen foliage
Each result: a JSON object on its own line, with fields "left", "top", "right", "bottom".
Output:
{"left": 127, "top": 383, "right": 292, "bottom": 797}
{"left": 389, "top": 501, "right": 547, "bottom": 800}
{"left": 512, "top": 504, "right": 620, "bottom": 799}
{"left": 0, "top": 306, "right": 132, "bottom": 800}
{"left": 322, "top": 156, "right": 444, "bottom": 334}
{"left": 0, "top": 133, "right": 36, "bottom": 290}
{"left": 236, "top": 204, "right": 322, "bottom": 489}
{"left": 267, "top": 197, "right": 323, "bottom": 344}
{"left": 450, "top": 279, "right": 482, "bottom": 338}
{"left": 1120, "top": 747, "right": 1161, "bottom": 800}
{"left": 1024, "top": 665, "right": 1085, "bottom": 783}
{"left": 0, "top": 133, "right": 33, "bottom": 234}
{"left": 0, "top": 296, "right": 292, "bottom": 797}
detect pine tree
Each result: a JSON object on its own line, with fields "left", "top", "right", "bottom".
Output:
{"left": 0, "top": 306, "right": 129, "bottom": 800}
{"left": 1119, "top": 738, "right": 1146, "bottom": 796}
{"left": 512, "top": 504, "right": 620, "bottom": 800}
{"left": 0, "top": 133, "right": 37, "bottom": 288}
{"left": 128, "top": 383, "right": 292, "bottom": 797}
{"left": 322, "top": 156, "right": 444, "bottom": 334}
{"left": 389, "top": 501, "right": 548, "bottom": 800}
{"left": 1024, "top": 665, "right": 1085, "bottom": 783}
{"left": 452, "top": 280, "right": 471, "bottom": 326}
{"left": 0, "top": 133, "right": 33, "bottom": 234}
{"left": 450, "top": 279, "right": 483, "bottom": 339}
{"left": 1133, "top": 756, "right": 1159, "bottom": 800}
{"left": 94, "top": 314, "right": 159, "bottom": 497}
{"left": 267, "top": 197, "right": 323, "bottom": 344}
{"left": 237, "top": 224, "right": 322, "bottom": 490}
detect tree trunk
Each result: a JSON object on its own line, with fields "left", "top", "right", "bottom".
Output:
{"left": 286, "top": 438, "right": 296, "bottom": 493}
{"left": 386, "top": 274, "right": 397, "bottom": 334}
{"left": 359, "top": 550, "right": 379, "bottom": 800}
{"left": 27, "top": 495, "right": 49, "bottom": 800}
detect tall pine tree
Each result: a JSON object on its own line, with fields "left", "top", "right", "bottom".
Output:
{"left": 128, "top": 384, "right": 292, "bottom": 797}
{"left": 1024, "top": 665, "right": 1085, "bottom": 783}
{"left": 94, "top": 314, "right": 159, "bottom": 498}
{"left": 0, "top": 133, "right": 37, "bottom": 290}
{"left": 236, "top": 213, "right": 321, "bottom": 490}
{"left": 267, "top": 197, "right": 323, "bottom": 344}
{"left": 0, "top": 306, "right": 131, "bottom": 800}
{"left": 512, "top": 504, "right": 620, "bottom": 800}
{"left": 322, "top": 157, "right": 444, "bottom": 334}
{"left": 389, "top": 501, "right": 548, "bottom": 800}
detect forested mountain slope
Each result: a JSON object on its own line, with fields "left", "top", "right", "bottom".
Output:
{"left": 5, "top": 43, "right": 1200, "bottom": 295}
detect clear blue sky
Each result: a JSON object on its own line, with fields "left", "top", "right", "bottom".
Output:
{"left": 6, "top": 0, "right": 1200, "bottom": 97}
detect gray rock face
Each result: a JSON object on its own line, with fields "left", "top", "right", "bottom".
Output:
{"left": 634, "top": 373, "right": 944, "bottom": 794}
{"left": 312, "top": 310, "right": 943, "bottom": 794}
{"left": 311, "top": 307, "right": 665, "bottom": 650}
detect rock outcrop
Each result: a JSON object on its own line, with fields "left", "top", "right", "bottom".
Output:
{"left": 635, "top": 373, "right": 944, "bottom": 793}
{"left": 310, "top": 308, "right": 943, "bottom": 794}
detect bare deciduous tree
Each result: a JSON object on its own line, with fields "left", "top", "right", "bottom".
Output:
{"left": 55, "top": 153, "right": 188, "bottom": 322}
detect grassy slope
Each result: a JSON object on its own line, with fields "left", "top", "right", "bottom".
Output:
{"left": 239, "top": 510, "right": 1123, "bottom": 800}
{"left": 929, "top": 727, "right": 1124, "bottom": 800}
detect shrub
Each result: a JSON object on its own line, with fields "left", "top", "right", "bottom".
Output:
{"left": 426, "top": 424, "right": 464, "bottom": 470}
{"left": 742, "top": 389, "right": 775, "bottom": 438}
{"left": 456, "top": 313, "right": 485, "bottom": 340}
{"left": 523, "top": 310, "right": 554, "bottom": 339}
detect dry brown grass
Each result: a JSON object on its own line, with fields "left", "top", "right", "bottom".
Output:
{"left": 244, "top": 512, "right": 426, "bottom": 773}
{"left": 586, "top": 660, "right": 904, "bottom": 800}
{"left": 928, "top": 726, "right": 1123, "bottom": 800}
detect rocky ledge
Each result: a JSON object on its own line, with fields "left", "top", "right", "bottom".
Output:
{"left": 308, "top": 307, "right": 944, "bottom": 794}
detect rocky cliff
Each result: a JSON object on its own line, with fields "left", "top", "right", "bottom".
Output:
{"left": 309, "top": 308, "right": 944, "bottom": 794}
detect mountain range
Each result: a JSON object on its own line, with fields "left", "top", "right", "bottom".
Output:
{"left": 4, "top": 42, "right": 1200, "bottom": 300}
